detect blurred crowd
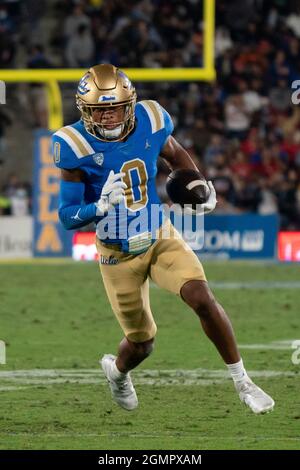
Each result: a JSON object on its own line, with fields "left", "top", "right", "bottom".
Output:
{"left": 0, "top": 173, "right": 31, "bottom": 216}
{"left": 1, "top": 0, "right": 300, "bottom": 228}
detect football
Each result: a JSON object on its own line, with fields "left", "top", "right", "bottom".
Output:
{"left": 166, "top": 169, "right": 210, "bottom": 209}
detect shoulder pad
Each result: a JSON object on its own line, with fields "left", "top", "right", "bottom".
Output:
{"left": 53, "top": 125, "right": 94, "bottom": 168}
{"left": 138, "top": 100, "right": 165, "bottom": 134}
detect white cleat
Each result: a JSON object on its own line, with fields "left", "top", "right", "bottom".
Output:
{"left": 100, "top": 354, "right": 138, "bottom": 411}
{"left": 235, "top": 378, "right": 275, "bottom": 414}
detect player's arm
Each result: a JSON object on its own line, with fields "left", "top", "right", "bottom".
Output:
{"left": 160, "top": 135, "right": 199, "bottom": 171}
{"left": 58, "top": 168, "right": 98, "bottom": 230}
{"left": 59, "top": 168, "right": 127, "bottom": 230}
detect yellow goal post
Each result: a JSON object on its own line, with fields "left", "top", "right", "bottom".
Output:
{"left": 0, "top": 0, "right": 215, "bottom": 131}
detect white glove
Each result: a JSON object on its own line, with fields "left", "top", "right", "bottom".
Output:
{"left": 179, "top": 181, "right": 217, "bottom": 216}
{"left": 95, "top": 170, "right": 127, "bottom": 215}
{"left": 202, "top": 181, "right": 217, "bottom": 214}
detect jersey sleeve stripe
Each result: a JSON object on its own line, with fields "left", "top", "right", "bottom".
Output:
{"left": 55, "top": 126, "right": 94, "bottom": 158}
{"left": 54, "top": 129, "right": 84, "bottom": 158}
{"left": 139, "top": 100, "right": 164, "bottom": 133}
{"left": 65, "top": 126, "right": 94, "bottom": 155}
{"left": 147, "top": 100, "right": 164, "bottom": 132}
{"left": 139, "top": 101, "right": 156, "bottom": 133}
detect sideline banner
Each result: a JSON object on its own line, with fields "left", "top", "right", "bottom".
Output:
{"left": 278, "top": 232, "right": 300, "bottom": 262}
{"left": 32, "top": 130, "right": 72, "bottom": 257}
{"left": 72, "top": 214, "right": 279, "bottom": 261}
{"left": 186, "top": 214, "right": 279, "bottom": 259}
{"left": 0, "top": 216, "right": 32, "bottom": 258}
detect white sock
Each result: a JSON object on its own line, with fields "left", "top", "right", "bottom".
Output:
{"left": 111, "top": 359, "right": 127, "bottom": 380}
{"left": 227, "top": 359, "right": 248, "bottom": 383}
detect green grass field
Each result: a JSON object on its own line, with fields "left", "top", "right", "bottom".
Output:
{"left": 0, "top": 260, "right": 300, "bottom": 450}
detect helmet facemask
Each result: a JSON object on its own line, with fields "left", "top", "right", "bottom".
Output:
{"left": 77, "top": 97, "right": 136, "bottom": 142}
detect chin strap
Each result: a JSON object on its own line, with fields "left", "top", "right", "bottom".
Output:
{"left": 104, "top": 124, "right": 124, "bottom": 139}
{"left": 95, "top": 123, "right": 124, "bottom": 140}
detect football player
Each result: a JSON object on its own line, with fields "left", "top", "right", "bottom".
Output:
{"left": 53, "top": 64, "right": 274, "bottom": 414}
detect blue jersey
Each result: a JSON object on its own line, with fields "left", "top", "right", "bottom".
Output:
{"left": 53, "top": 100, "right": 174, "bottom": 253}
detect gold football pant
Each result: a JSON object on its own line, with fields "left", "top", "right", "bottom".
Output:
{"left": 96, "top": 221, "right": 206, "bottom": 343}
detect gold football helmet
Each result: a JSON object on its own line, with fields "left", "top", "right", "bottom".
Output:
{"left": 76, "top": 64, "right": 137, "bottom": 141}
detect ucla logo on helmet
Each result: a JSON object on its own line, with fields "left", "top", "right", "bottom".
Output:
{"left": 78, "top": 73, "right": 90, "bottom": 95}
{"left": 93, "top": 152, "right": 104, "bottom": 166}
{"left": 98, "top": 95, "right": 116, "bottom": 103}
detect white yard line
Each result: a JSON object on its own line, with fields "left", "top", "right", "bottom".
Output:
{"left": 239, "top": 339, "right": 299, "bottom": 350}
{"left": 0, "top": 367, "right": 297, "bottom": 392}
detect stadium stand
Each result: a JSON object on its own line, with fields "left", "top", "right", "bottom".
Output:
{"left": 0, "top": 0, "right": 300, "bottom": 229}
